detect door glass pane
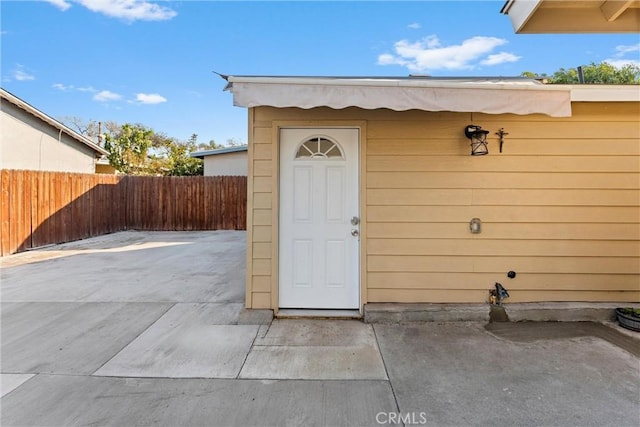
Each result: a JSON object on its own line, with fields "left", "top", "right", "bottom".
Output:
{"left": 295, "top": 137, "right": 344, "bottom": 159}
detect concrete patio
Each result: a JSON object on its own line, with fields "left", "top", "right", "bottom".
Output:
{"left": 1, "top": 231, "right": 638, "bottom": 426}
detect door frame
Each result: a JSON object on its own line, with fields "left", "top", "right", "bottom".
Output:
{"left": 270, "top": 122, "right": 368, "bottom": 315}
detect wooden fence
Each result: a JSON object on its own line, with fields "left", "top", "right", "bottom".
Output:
{"left": 0, "top": 170, "right": 247, "bottom": 256}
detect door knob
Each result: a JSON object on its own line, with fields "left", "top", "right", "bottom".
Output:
{"left": 351, "top": 216, "right": 360, "bottom": 226}
{"left": 351, "top": 229, "right": 359, "bottom": 237}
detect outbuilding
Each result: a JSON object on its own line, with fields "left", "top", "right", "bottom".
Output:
{"left": 223, "top": 75, "right": 640, "bottom": 315}
{"left": 190, "top": 145, "right": 248, "bottom": 176}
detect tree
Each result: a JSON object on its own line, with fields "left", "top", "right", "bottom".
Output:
{"left": 163, "top": 138, "right": 203, "bottom": 176}
{"left": 190, "top": 134, "right": 224, "bottom": 151}
{"left": 522, "top": 61, "right": 640, "bottom": 84}
{"left": 104, "top": 124, "right": 154, "bottom": 175}
{"left": 226, "top": 137, "right": 246, "bottom": 147}
{"left": 59, "top": 117, "right": 120, "bottom": 146}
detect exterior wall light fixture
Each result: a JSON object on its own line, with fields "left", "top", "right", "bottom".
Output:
{"left": 469, "top": 218, "right": 482, "bottom": 234}
{"left": 465, "top": 125, "right": 489, "bottom": 156}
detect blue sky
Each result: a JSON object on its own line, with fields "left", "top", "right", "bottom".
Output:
{"left": 2, "top": 1, "right": 639, "bottom": 145}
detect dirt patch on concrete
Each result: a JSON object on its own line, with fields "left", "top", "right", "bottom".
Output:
{"left": 485, "top": 322, "right": 640, "bottom": 357}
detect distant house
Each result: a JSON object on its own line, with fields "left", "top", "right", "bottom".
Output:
{"left": 0, "top": 88, "right": 108, "bottom": 174}
{"left": 190, "top": 145, "right": 248, "bottom": 176}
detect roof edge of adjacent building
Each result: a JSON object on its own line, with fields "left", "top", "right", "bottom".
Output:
{"left": 190, "top": 145, "right": 248, "bottom": 158}
{"left": 1, "top": 87, "right": 109, "bottom": 157}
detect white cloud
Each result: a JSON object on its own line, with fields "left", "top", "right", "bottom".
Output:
{"left": 53, "top": 83, "right": 97, "bottom": 92}
{"left": 603, "top": 58, "right": 640, "bottom": 68}
{"left": 76, "top": 0, "right": 177, "bottom": 22}
{"left": 480, "top": 52, "right": 521, "bottom": 66}
{"left": 44, "top": 0, "right": 177, "bottom": 22}
{"left": 377, "top": 35, "right": 517, "bottom": 72}
{"left": 14, "top": 69, "right": 35, "bottom": 81}
{"left": 44, "top": 0, "right": 72, "bottom": 11}
{"left": 9, "top": 65, "right": 35, "bottom": 82}
{"left": 407, "top": 23, "right": 421, "bottom": 30}
{"left": 614, "top": 43, "right": 640, "bottom": 56}
{"left": 135, "top": 93, "right": 167, "bottom": 104}
{"left": 604, "top": 43, "right": 640, "bottom": 67}
{"left": 52, "top": 83, "right": 72, "bottom": 91}
{"left": 93, "top": 90, "right": 122, "bottom": 102}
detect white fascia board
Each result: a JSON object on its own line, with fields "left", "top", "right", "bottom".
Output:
{"left": 226, "top": 76, "right": 562, "bottom": 91}
{"left": 570, "top": 85, "right": 640, "bottom": 102}
{"left": 502, "top": 0, "right": 543, "bottom": 33}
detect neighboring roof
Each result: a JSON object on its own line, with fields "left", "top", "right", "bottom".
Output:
{"left": 224, "top": 75, "right": 573, "bottom": 117}
{"left": 190, "top": 145, "right": 248, "bottom": 159}
{"left": 501, "top": 0, "right": 640, "bottom": 33}
{"left": 0, "top": 88, "right": 108, "bottom": 157}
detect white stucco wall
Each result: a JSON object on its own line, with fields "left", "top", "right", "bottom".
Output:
{"left": 0, "top": 106, "right": 97, "bottom": 173}
{"left": 203, "top": 151, "right": 248, "bottom": 176}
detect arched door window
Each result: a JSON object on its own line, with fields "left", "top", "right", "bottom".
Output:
{"left": 295, "top": 136, "right": 344, "bottom": 159}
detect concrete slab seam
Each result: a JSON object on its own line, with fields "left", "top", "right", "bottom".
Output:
{"left": 371, "top": 324, "right": 402, "bottom": 415}
{"left": 88, "top": 302, "right": 177, "bottom": 376}
{"left": 235, "top": 323, "right": 268, "bottom": 379}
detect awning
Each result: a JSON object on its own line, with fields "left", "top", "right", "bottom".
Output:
{"left": 225, "top": 76, "right": 573, "bottom": 117}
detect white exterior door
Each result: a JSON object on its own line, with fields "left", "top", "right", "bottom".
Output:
{"left": 279, "top": 128, "right": 360, "bottom": 309}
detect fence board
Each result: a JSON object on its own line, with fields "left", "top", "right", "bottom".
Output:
{"left": 0, "top": 170, "right": 247, "bottom": 255}
{"left": 0, "top": 170, "right": 9, "bottom": 256}
{"left": 12, "top": 171, "right": 25, "bottom": 253}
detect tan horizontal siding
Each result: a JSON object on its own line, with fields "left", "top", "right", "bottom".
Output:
{"left": 365, "top": 103, "right": 638, "bottom": 303}
{"left": 368, "top": 189, "right": 639, "bottom": 206}
{"left": 368, "top": 272, "right": 640, "bottom": 291}
{"left": 368, "top": 205, "right": 640, "bottom": 223}
{"left": 252, "top": 242, "right": 271, "bottom": 259}
{"left": 368, "top": 139, "right": 640, "bottom": 156}
{"left": 368, "top": 255, "right": 639, "bottom": 274}
{"left": 368, "top": 172, "right": 640, "bottom": 190}
{"left": 252, "top": 276, "right": 271, "bottom": 292}
{"left": 253, "top": 177, "right": 272, "bottom": 193}
{"left": 246, "top": 112, "right": 274, "bottom": 308}
{"left": 246, "top": 104, "right": 640, "bottom": 307}
{"left": 368, "top": 156, "right": 638, "bottom": 172}
{"left": 253, "top": 143, "right": 272, "bottom": 160}
{"left": 252, "top": 209, "right": 272, "bottom": 226}
{"left": 252, "top": 292, "right": 271, "bottom": 309}
{"left": 367, "top": 239, "right": 640, "bottom": 257}
{"left": 368, "top": 120, "right": 640, "bottom": 140}
{"left": 368, "top": 222, "right": 640, "bottom": 240}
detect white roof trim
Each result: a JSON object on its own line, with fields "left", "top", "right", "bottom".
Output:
{"left": 570, "top": 85, "right": 640, "bottom": 102}
{"left": 190, "top": 145, "right": 248, "bottom": 158}
{"left": 226, "top": 76, "right": 573, "bottom": 117}
{"left": 1, "top": 88, "right": 108, "bottom": 157}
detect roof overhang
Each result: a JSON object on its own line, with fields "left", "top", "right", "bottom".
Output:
{"left": 225, "top": 76, "right": 574, "bottom": 117}
{"left": 1, "top": 88, "right": 109, "bottom": 157}
{"left": 190, "top": 145, "right": 248, "bottom": 159}
{"left": 501, "top": 0, "right": 640, "bottom": 33}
